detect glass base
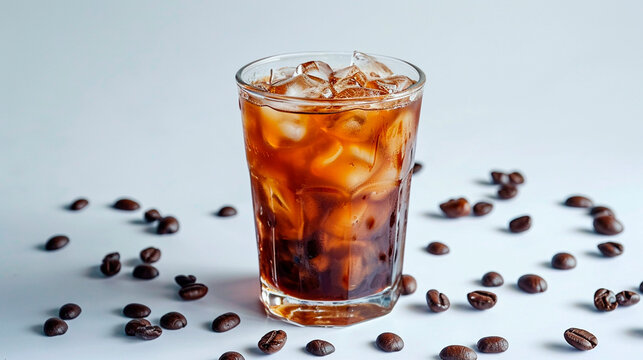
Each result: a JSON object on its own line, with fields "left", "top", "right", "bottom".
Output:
{"left": 260, "top": 280, "right": 401, "bottom": 327}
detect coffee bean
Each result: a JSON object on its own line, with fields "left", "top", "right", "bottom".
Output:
{"left": 179, "top": 283, "right": 208, "bottom": 300}
{"left": 125, "top": 319, "right": 151, "bottom": 336}
{"left": 258, "top": 330, "right": 287, "bottom": 354}
{"left": 144, "top": 209, "right": 162, "bottom": 223}
{"left": 564, "top": 328, "right": 597, "bottom": 351}
{"left": 45, "top": 235, "right": 69, "bottom": 251}
{"left": 43, "top": 317, "right": 68, "bottom": 337}
{"left": 551, "top": 252, "right": 576, "bottom": 270}
{"left": 481, "top": 272, "right": 504, "bottom": 287}
{"left": 508, "top": 171, "right": 524, "bottom": 185}
{"left": 113, "top": 198, "right": 140, "bottom": 211}
{"left": 219, "top": 352, "right": 245, "bottom": 360}
{"left": 426, "top": 289, "right": 450, "bottom": 312}
{"left": 640, "top": 281, "right": 643, "bottom": 293}
{"left": 306, "top": 339, "right": 336, "bottom": 356}
{"left": 139, "top": 247, "right": 161, "bottom": 263}
{"left": 427, "top": 241, "right": 450, "bottom": 255}
{"left": 133, "top": 264, "right": 159, "bottom": 280}
{"left": 472, "top": 202, "right": 493, "bottom": 216}
{"left": 123, "top": 303, "right": 151, "bottom": 318}
{"left": 212, "top": 312, "right": 240, "bottom": 333}
{"left": 376, "top": 332, "right": 404, "bottom": 352}
{"left": 103, "top": 252, "right": 120, "bottom": 262}
{"left": 59, "top": 303, "right": 81, "bottom": 320}
{"left": 69, "top": 198, "right": 89, "bottom": 211}
{"left": 175, "top": 274, "right": 197, "bottom": 287}
{"left": 593, "top": 215, "right": 624, "bottom": 235}
{"left": 100, "top": 252, "right": 121, "bottom": 277}
{"left": 135, "top": 325, "right": 162, "bottom": 340}
{"left": 616, "top": 291, "right": 640, "bottom": 306}
{"left": 590, "top": 206, "right": 614, "bottom": 218}
{"left": 564, "top": 195, "right": 593, "bottom": 208}
{"left": 467, "top": 290, "right": 498, "bottom": 310}
{"left": 157, "top": 216, "right": 179, "bottom": 234}
{"left": 160, "top": 311, "right": 187, "bottom": 330}
{"left": 412, "top": 162, "right": 423, "bottom": 174}
{"left": 476, "top": 336, "right": 508, "bottom": 353}
{"left": 597, "top": 242, "right": 624, "bottom": 257}
{"left": 490, "top": 171, "right": 508, "bottom": 185}
{"left": 517, "top": 274, "right": 547, "bottom": 293}
{"left": 217, "top": 206, "right": 238, "bottom": 217}
{"left": 497, "top": 184, "right": 517, "bottom": 199}
{"left": 439, "top": 198, "right": 471, "bottom": 218}
{"left": 439, "top": 345, "right": 477, "bottom": 360}
{"left": 400, "top": 274, "right": 417, "bottom": 295}
{"left": 594, "top": 288, "right": 618, "bottom": 311}
{"left": 509, "top": 215, "right": 531, "bottom": 233}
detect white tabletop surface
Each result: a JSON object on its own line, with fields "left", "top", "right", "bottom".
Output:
{"left": 1, "top": 1, "right": 643, "bottom": 359}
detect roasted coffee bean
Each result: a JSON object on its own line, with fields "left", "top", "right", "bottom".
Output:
{"left": 640, "top": 281, "right": 643, "bottom": 293}
{"left": 45, "top": 235, "right": 69, "bottom": 251}
{"left": 217, "top": 206, "right": 238, "bottom": 217}
{"left": 179, "top": 283, "right": 208, "bottom": 300}
{"left": 43, "top": 317, "right": 68, "bottom": 337}
{"left": 508, "top": 171, "right": 524, "bottom": 185}
{"left": 305, "top": 339, "right": 335, "bottom": 356}
{"left": 467, "top": 290, "right": 497, "bottom": 310}
{"left": 139, "top": 247, "right": 161, "bottom": 263}
{"left": 122, "top": 303, "right": 151, "bottom": 318}
{"left": 517, "top": 274, "right": 547, "bottom": 293}
{"left": 564, "top": 328, "right": 597, "bottom": 351}
{"left": 497, "top": 184, "right": 517, "bottom": 199}
{"left": 69, "top": 198, "right": 89, "bottom": 211}
{"left": 590, "top": 206, "right": 614, "bottom": 218}
{"left": 258, "top": 330, "right": 287, "bottom": 354}
{"left": 509, "top": 215, "right": 531, "bottom": 233}
{"left": 593, "top": 215, "right": 624, "bottom": 235}
{"left": 175, "top": 274, "right": 197, "bottom": 287}
{"left": 564, "top": 195, "right": 593, "bottom": 208}
{"left": 597, "top": 242, "right": 624, "bottom": 257}
{"left": 113, "top": 198, "right": 140, "bottom": 211}
{"left": 135, "top": 325, "right": 162, "bottom": 340}
{"left": 100, "top": 252, "right": 121, "bottom": 276}
{"left": 439, "top": 198, "right": 471, "bottom": 218}
{"left": 400, "top": 274, "right": 417, "bottom": 295}
{"left": 594, "top": 288, "right": 618, "bottom": 311}
{"left": 59, "top": 303, "right": 81, "bottom": 320}
{"left": 477, "top": 336, "right": 508, "bottom": 353}
{"left": 412, "top": 162, "right": 423, "bottom": 174}
{"left": 616, "top": 291, "right": 640, "bottom": 306}
{"left": 219, "top": 352, "right": 245, "bottom": 360}
{"left": 144, "top": 209, "right": 162, "bottom": 223}
{"left": 376, "top": 332, "right": 404, "bottom": 352}
{"left": 472, "top": 202, "right": 493, "bottom": 216}
{"left": 427, "top": 241, "right": 450, "bottom": 255}
{"left": 103, "top": 252, "right": 120, "bottom": 262}
{"left": 133, "top": 264, "right": 159, "bottom": 280}
{"left": 160, "top": 311, "right": 187, "bottom": 330}
{"left": 125, "top": 319, "right": 151, "bottom": 336}
{"left": 212, "top": 312, "right": 240, "bottom": 333}
{"left": 157, "top": 216, "right": 179, "bottom": 234}
{"left": 426, "top": 289, "right": 450, "bottom": 312}
{"left": 551, "top": 252, "right": 577, "bottom": 270}
{"left": 439, "top": 345, "right": 477, "bottom": 360}
{"left": 490, "top": 171, "right": 508, "bottom": 185}
{"left": 481, "top": 272, "right": 504, "bottom": 287}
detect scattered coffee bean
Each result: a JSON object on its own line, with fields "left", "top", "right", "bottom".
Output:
{"left": 509, "top": 215, "right": 531, "bottom": 233}
{"left": 481, "top": 272, "right": 504, "bottom": 287}
{"left": 125, "top": 319, "right": 151, "bottom": 336}
{"left": 564, "top": 328, "right": 597, "bottom": 351}
{"left": 144, "top": 209, "right": 162, "bottom": 223}
{"left": 439, "top": 198, "right": 471, "bottom": 218}
{"left": 439, "top": 345, "right": 477, "bottom": 360}
{"left": 472, "top": 202, "right": 493, "bottom": 216}
{"left": 160, "top": 311, "right": 187, "bottom": 330}
{"left": 551, "top": 252, "right": 577, "bottom": 270}
{"left": 400, "top": 274, "right": 417, "bottom": 295}
{"left": 212, "top": 312, "right": 240, "bottom": 333}
{"left": 45, "top": 235, "right": 69, "bottom": 251}
{"left": 376, "top": 332, "right": 404, "bottom": 352}
{"left": 426, "top": 289, "right": 450, "bottom": 312}
{"left": 179, "top": 283, "right": 208, "bottom": 300}
{"left": 219, "top": 352, "right": 245, "bottom": 360}
{"left": 59, "top": 303, "right": 81, "bottom": 320}
{"left": 616, "top": 291, "right": 640, "bottom": 306}
{"left": 113, "top": 198, "right": 140, "bottom": 211}
{"left": 258, "top": 330, "right": 287, "bottom": 354}
{"left": 305, "top": 339, "right": 336, "bottom": 356}
{"left": 467, "top": 290, "right": 498, "bottom": 310}
{"left": 122, "top": 303, "right": 151, "bottom": 318}
{"left": 597, "top": 241, "right": 624, "bottom": 257}
{"left": 217, "top": 206, "right": 238, "bottom": 217}
{"left": 427, "top": 241, "right": 450, "bottom": 255}
{"left": 157, "top": 216, "right": 179, "bottom": 234}
{"left": 564, "top": 195, "right": 593, "bottom": 208}
{"left": 133, "top": 264, "right": 159, "bottom": 280}
{"left": 477, "top": 336, "right": 508, "bottom": 353}
{"left": 590, "top": 206, "right": 614, "bottom": 218}
{"left": 508, "top": 171, "right": 524, "bottom": 185}
{"left": 43, "top": 317, "right": 68, "bottom": 337}
{"left": 100, "top": 252, "right": 121, "bottom": 277}
{"left": 490, "top": 171, "right": 508, "bottom": 185}
{"left": 412, "top": 162, "right": 423, "bottom": 174}
{"left": 175, "top": 274, "right": 197, "bottom": 287}
{"left": 134, "top": 325, "right": 162, "bottom": 340}
{"left": 594, "top": 288, "right": 618, "bottom": 311}
{"left": 139, "top": 247, "right": 161, "bottom": 263}
{"left": 497, "top": 184, "right": 517, "bottom": 199}
{"left": 517, "top": 274, "right": 547, "bottom": 293}
{"left": 69, "top": 198, "right": 89, "bottom": 211}
{"left": 593, "top": 215, "right": 624, "bottom": 235}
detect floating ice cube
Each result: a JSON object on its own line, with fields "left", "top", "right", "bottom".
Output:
{"left": 295, "top": 61, "right": 333, "bottom": 82}
{"left": 322, "top": 110, "right": 386, "bottom": 142}
{"left": 383, "top": 110, "right": 417, "bottom": 169}
{"left": 270, "top": 74, "right": 333, "bottom": 99}
{"left": 351, "top": 51, "right": 393, "bottom": 79}
{"left": 329, "top": 65, "right": 368, "bottom": 93}
{"left": 365, "top": 75, "right": 414, "bottom": 94}
{"left": 258, "top": 106, "right": 311, "bottom": 148}
{"left": 270, "top": 66, "right": 296, "bottom": 84}
{"left": 334, "top": 87, "right": 387, "bottom": 99}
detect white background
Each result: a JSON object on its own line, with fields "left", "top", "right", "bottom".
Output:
{"left": 1, "top": 1, "right": 642, "bottom": 359}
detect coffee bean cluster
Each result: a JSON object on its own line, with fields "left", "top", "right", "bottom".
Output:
{"left": 174, "top": 274, "right": 209, "bottom": 300}
{"left": 564, "top": 195, "right": 624, "bottom": 235}
{"left": 594, "top": 287, "right": 640, "bottom": 311}
{"left": 43, "top": 303, "right": 82, "bottom": 337}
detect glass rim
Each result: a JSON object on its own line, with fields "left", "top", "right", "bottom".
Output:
{"left": 235, "top": 51, "right": 426, "bottom": 106}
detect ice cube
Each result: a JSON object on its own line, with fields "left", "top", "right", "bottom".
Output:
{"left": 329, "top": 65, "right": 368, "bottom": 93}
{"left": 260, "top": 177, "right": 303, "bottom": 239}
{"left": 365, "top": 75, "right": 414, "bottom": 94}
{"left": 295, "top": 61, "right": 333, "bottom": 82}
{"left": 258, "top": 106, "right": 311, "bottom": 148}
{"left": 321, "top": 110, "right": 386, "bottom": 142}
{"left": 334, "top": 87, "right": 387, "bottom": 99}
{"left": 351, "top": 51, "right": 393, "bottom": 79}
{"left": 270, "top": 74, "right": 333, "bottom": 99}
{"left": 382, "top": 110, "right": 417, "bottom": 170}
{"left": 348, "top": 144, "right": 377, "bottom": 166}
{"left": 310, "top": 143, "right": 374, "bottom": 191}
{"left": 270, "top": 66, "right": 296, "bottom": 84}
